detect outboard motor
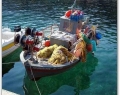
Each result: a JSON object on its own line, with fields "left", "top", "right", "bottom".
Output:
{"left": 14, "top": 25, "right": 21, "bottom": 32}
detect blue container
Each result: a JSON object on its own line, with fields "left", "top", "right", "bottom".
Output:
{"left": 74, "top": 15, "right": 77, "bottom": 21}
{"left": 70, "top": 15, "right": 73, "bottom": 20}
{"left": 76, "top": 15, "right": 79, "bottom": 21}
{"left": 90, "top": 40, "right": 96, "bottom": 51}
{"left": 70, "top": 14, "right": 84, "bottom": 22}
{"left": 96, "top": 32, "right": 102, "bottom": 39}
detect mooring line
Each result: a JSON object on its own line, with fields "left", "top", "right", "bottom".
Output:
{"left": 2, "top": 61, "right": 21, "bottom": 64}
{"left": 29, "top": 65, "right": 41, "bottom": 95}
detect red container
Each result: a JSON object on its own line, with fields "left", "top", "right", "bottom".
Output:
{"left": 86, "top": 44, "right": 92, "bottom": 52}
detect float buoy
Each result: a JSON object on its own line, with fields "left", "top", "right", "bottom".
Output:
{"left": 44, "top": 40, "right": 50, "bottom": 47}
{"left": 96, "top": 32, "right": 102, "bottom": 39}
{"left": 33, "top": 46, "right": 40, "bottom": 52}
{"left": 86, "top": 44, "right": 92, "bottom": 52}
{"left": 65, "top": 10, "right": 72, "bottom": 18}
{"left": 26, "top": 39, "right": 34, "bottom": 44}
{"left": 36, "top": 31, "right": 43, "bottom": 36}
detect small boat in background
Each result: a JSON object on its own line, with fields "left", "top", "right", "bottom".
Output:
{"left": 2, "top": 26, "right": 24, "bottom": 58}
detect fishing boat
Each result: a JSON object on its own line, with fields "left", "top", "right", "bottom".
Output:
{"left": 18, "top": 1, "right": 102, "bottom": 80}
{"left": 2, "top": 26, "right": 24, "bottom": 58}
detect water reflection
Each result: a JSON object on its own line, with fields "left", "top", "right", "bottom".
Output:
{"left": 23, "top": 53, "right": 98, "bottom": 95}
{"left": 2, "top": 63, "right": 15, "bottom": 76}
{"left": 2, "top": 48, "right": 22, "bottom": 76}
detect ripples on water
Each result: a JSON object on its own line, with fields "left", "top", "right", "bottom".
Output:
{"left": 2, "top": 0, "right": 117, "bottom": 95}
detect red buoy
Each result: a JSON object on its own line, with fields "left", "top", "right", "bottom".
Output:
{"left": 33, "top": 46, "right": 40, "bottom": 52}
{"left": 44, "top": 40, "right": 50, "bottom": 47}
{"left": 65, "top": 10, "right": 72, "bottom": 18}
{"left": 26, "top": 39, "right": 34, "bottom": 44}
{"left": 36, "top": 32, "right": 43, "bottom": 36}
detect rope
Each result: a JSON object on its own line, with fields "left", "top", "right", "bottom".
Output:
{"left": 2, "top": 61, "right": 21, "bottom": 64}
{"left": 29, "top": 63, "right": 41, "bottom": 95}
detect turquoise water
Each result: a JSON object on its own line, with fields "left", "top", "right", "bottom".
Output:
{"left": 2, "top": 0, "right": 117, "bottom": 95}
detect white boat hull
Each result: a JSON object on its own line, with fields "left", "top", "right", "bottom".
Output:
{"left": 2, "top": 43, "right": 20, "bottom": 58}
{"left": 2, "top": 28, "right": 24, "bottom": 58}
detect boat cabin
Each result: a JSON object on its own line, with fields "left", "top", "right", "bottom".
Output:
{"left": 50, "top": 13, "right": 83, "bottom": 48}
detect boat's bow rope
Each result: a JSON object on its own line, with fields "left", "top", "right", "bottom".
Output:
{"left": 29, "top": 65, "right": 41, "bottom": 95}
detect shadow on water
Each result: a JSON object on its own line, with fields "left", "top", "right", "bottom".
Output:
{"left": 2, "top": 47, "right": 22, "bottom": 76}
{"left": 23, "top": 53, "right": 98, "bottom": 95}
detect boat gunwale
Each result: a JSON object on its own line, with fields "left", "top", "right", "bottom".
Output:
{"left": 2, "top": 45, "right": 20, "bottom": 58}
{"left": 20, "top": 50, "right": 80, "bottom": 69}
{"left": 2, "top": 31, "right": 22, "bottom": 47}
